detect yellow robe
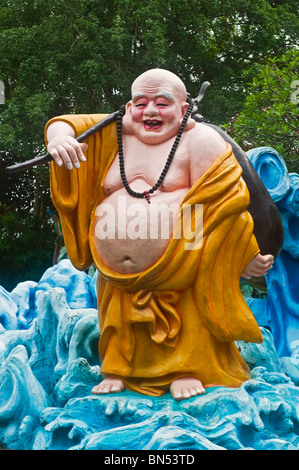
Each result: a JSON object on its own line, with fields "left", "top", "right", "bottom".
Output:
{"left": 46, "top": 114, "right": 263, "bottom": 397}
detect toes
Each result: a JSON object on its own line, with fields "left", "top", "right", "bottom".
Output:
{"left": 102, "top": 383, "right": 112, "bottom": 393}
{"left": 183, "top": 388, "right": 191, "bottom": 399}
{"left": 173, "top": 391, "right": 184, "bottom": 401}
{"left": 170, "top": 379, "right": 206, "bottom": 400}
{"left": 92, "top": 383, "right": 110, "bottom": 395}
{"left": 92, "top": 384, "right": 104, "bottom": 395}
{"left": 196, "top": 386, "right": 205, "bottom": 395}
{"left": 172, "top": 387, "right": 205, "bottom": 401}
{"left": 171, "top": 386, "right": 184, "bottom": 400}
{"left": 92, "top": 378, "right": 125, "bottom": 395}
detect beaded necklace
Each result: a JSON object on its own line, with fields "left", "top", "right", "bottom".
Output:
{"left": 116, "top": 98, "right": 194, "bottom": 203}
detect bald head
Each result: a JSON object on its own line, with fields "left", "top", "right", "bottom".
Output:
{"left": 131, "top": 69, "right": 187, "bottom": 103}
{"left": 124, "top": 68, "right": 191, "bottom": 145}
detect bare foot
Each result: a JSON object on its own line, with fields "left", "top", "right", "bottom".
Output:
{"left": 92, "top": 375, "right": 125, "bottom": 395}
{"left": 170, "top": 377, "right": 205, "bottom": 400}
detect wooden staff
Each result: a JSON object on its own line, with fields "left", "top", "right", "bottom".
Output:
{"left": 5, "top": 111, "right": 120, "bottom": 174}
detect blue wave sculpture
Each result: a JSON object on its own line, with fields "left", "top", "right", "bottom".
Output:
{"left": 0, "top": 147, "right": 298, "bottom": 451}
{"left": 246, "top": 147, "right": 299, "bottom": 357}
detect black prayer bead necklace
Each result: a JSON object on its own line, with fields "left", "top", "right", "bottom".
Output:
{"left": 116, "top": 98, "right": 194, "bottom": 203}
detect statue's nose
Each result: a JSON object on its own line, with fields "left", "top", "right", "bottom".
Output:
{"left": 144, "top": 102, "right": 159, "bottom": 116}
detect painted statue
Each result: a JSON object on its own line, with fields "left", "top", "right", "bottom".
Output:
{"left": 45, "top": 69, "right": 276, "bottom": 400}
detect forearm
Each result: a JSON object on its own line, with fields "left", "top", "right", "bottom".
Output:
{"left": 47, "top": 121, "right": 75, "bottom": 142}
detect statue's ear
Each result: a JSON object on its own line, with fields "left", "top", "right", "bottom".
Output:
{"left": 122, "top": 101, "right": 134, "bottom": 135}
{"left": 180, "top": 101, "right": 196, "bottom": 130}
{"left": 181, "top": 101, "right": 190, "bottom": 117}
{"left": 126, "top": 100, "right": 133, "bottom": 114}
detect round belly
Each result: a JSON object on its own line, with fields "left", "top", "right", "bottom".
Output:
{"left": 93, "top": 186, "right": 189, "bottom": 274}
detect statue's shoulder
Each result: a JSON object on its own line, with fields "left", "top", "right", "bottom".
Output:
{"left": 187, "top": 123, "right": 228, "bottom": 184}
{"left": 187, "top": 122, "right": 227, "bottom": 160}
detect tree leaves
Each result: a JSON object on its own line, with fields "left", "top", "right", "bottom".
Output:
{"left": 224, "top": 48, "right": 299, "bottom": 172}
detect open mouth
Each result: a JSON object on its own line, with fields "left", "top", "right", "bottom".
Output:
{"left": 143, "top": 120, "right": 163, "bottom": 130}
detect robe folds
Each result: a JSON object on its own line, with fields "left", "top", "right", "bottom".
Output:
{"left": 46, "top": 114, "right": 263, "bottom": 397}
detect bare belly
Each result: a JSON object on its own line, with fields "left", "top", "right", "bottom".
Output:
{"left": 93, "top": 183, "right": 189, "bottom": 273}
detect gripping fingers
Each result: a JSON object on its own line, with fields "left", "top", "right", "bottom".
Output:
{"left": 56, "top": 144, "right": 74, "bottom": 169}
{"left": 248, "top": 268, "right": 270, "bottom": 277}
{"left": 256, "top": 254, "right": 274, "bottom": 267}
{"left": 49, "top": 138, "right": 88, "bottom": 170}
{"left": 50, "top": 149, "right": 64, "bottom": 167}
{"left": 66, "top": 142, "right": 87, "bottom": 167}
{"left": 76, "top": 142, "right": 88, "bottom": 162}
{"left": 55, "top": 144, "right": 86, "bottom": 170}
{"left": 241, "top": 253, "right": 274, "bottom": 279}
{"left": 64, "top": 144, "right": 81, "bottom": 169}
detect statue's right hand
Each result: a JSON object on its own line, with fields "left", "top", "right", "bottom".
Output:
{"left": 47, "top": 135, "right": 88, "bottom": 170}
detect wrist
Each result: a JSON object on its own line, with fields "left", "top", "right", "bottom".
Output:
{"left": 47, "top": 121, "right": 75, "bottom": 142}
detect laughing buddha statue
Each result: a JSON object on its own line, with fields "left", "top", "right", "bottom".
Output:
{"left": 45, "top": 69, "right": 275, "bottom": 400}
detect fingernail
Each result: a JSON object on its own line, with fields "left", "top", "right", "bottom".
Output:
{"left": 80, "top": 154, "right": 86, "bottom": 161}
{"left": 66, "top": 162, "right": 73, "bottom": 170}
{"left": 57, "top": 160, "right": 63, "bottom": 167}
{"left": 74, "top": 162, "right": 80, "bottom": 169}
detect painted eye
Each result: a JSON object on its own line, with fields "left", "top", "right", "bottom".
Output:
{"left": 135, "top": 103, "right": 146, "bottom": 108}
{"left": 157, "top": 103, "right": 168, "bottom": 107}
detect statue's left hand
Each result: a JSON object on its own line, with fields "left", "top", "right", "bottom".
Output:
{"left": 241, "top": 253, "right": 274, "bottom": 279}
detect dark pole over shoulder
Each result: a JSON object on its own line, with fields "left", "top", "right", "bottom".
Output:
{"left": 5, "top": 82, "right": 211, "bottom": 175}
{"left": 5, "top": 111, "right": 120, "bottom": 174}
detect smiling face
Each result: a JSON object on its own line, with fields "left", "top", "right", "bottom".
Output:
{"left": 126, "top": 69, "right": 189, "bottom": 145}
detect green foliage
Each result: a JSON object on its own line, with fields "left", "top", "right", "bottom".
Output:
{"left": 0, "top": 205, "right": 56, "bottom": 291}
{"left": 0, "top": 0, "right": 298, "bottom": 288}
{"left": 224, "top": 49, "right": 299, "bottom": 172}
